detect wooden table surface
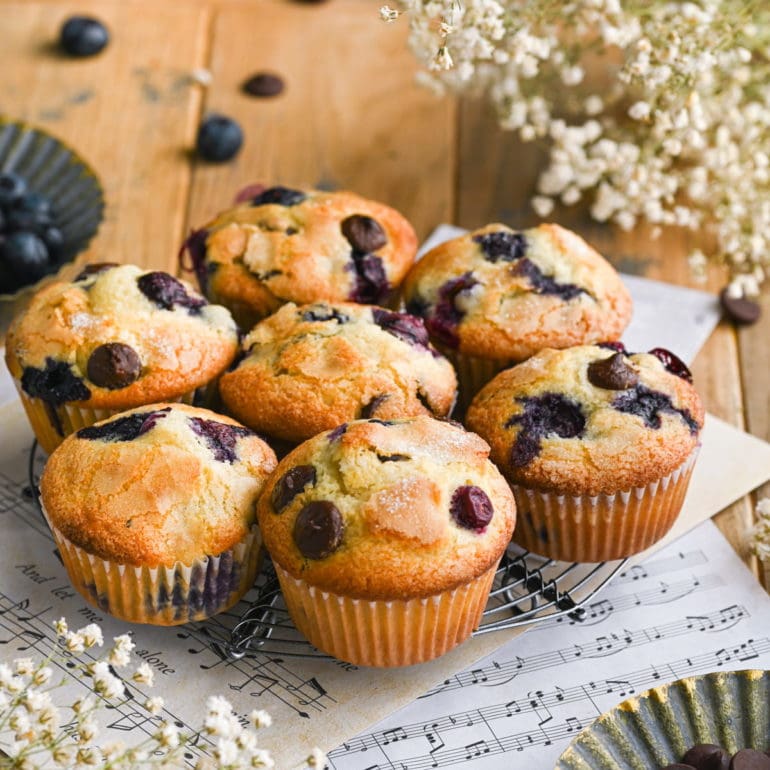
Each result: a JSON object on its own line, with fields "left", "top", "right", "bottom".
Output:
{"left": 2, "top": 0, "right": 768, "bottom": 585}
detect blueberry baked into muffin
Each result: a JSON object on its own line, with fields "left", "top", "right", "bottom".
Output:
{"left": 256, "top": 416, "right": 516, "bottom": 667}
{"left": 39, "top": 403, "right": 277, "bottom": 625}
{"left": 219, "top": 301, "right": 457, "bottom": 444}
{"left": 466, "top": 344, "right": 703, "bottom": 561}
{"left": 181, "top": 186, "right": 418, "bottom": 329}
{"left": 4, "top": 263, "right": 238, "bottom": 453}
{"left": 401, "top": 223, "right": 633, "bottom": 408}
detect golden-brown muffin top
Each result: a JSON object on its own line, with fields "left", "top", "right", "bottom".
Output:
{"left": 219, "top": 301, "right": 458, "bottom": 443}
{"left": 466, "top": 345, "right": 704, "bottom": 496}
{"left": 187, "top": 186, "right": 419, "bottom": 328}
{"left": 257, "top": 417, "right": 516, "bottom": 600}
{"left": 401, "top": 223, "right": 632, "bottom": 360}
{"left": 40, "top": 403, "right": 277, "bottom": 567}
{"left": 5, "top": 264, "right": 238, "bottom": 410}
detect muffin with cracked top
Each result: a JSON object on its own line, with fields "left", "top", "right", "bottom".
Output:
{"left": 256, "top": 416, "right": 517, "bottom": 667}
{"left": 4, "top": 263, "right": 238, "bottom": 453}
{"left": 181, "top": 186, "right": 418, "bottom": 329}
{"left": 466, "top": 344, "right": 704, "bottom": 561}
{"left": 401, "top": 223, "right": 633, "bottom": 409}
{"left": 219, "top": 301, "right": 457, "bottom": 444}
{"left": 40, "top": 403, "right": 277, "bottom": 625}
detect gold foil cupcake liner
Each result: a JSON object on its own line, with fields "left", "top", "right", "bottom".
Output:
{"left": 511, "top": 449, "right": 699, "bottom": 562}
{"left": 43, "top": 509, "right": 262, "bottom": 626}
{"left": 274, "top": 562, "right": 498, "bottom": 668}
{"left": 14, "top": 380, "right": 217, "bottom": 455}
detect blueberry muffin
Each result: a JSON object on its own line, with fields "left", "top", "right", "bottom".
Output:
{"left": 466, "top": 344, "right": 703, "bottom": 561}
{"left": 219, "top": 302, "right": 457, "bottom": 444}
{"left": 181, "top": 186, "right": 419, "bottom": 329}
{"left": 4, "top": 263, "right": 239, "bottom": 453}
{"left": 401, "top": 223, "right": 633, "bottom": 409}
{"left": 39, "top": 403, "right": 277, "bottom": 625}
{"left": 256, "top": 416, "right": 516, "bottom": 667}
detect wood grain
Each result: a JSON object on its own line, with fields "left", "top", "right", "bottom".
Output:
{"left": 0, "top": 1, "right": 208, "bottom": 273}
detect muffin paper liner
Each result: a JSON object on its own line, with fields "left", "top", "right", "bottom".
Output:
{"left": 42, "top": 506, "right": 262, "bottom": 626}
{"left": 511, "top": 449, "right": 699, "bottom": 562}
{"left": 274, "top": 562, "right": 499, "bottom": 668}
{"left": 439, "top": 348, "right": 513, "bottom": 416}
{"left": 13, "top": 380, "right": 218, "bottom": 455}
{"left": 556, "top": 669, "right": 770, "bottom": 769}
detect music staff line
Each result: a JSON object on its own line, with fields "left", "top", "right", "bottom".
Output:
{"left": 329, "top": 635, "right": 768, "bottom": 770}
{"left": 0, "top": 590, "right": 213, "bottom": 767}
{"left": 613, "top": 549, "right": 707, "bottom": 585}
{"left": 536, "top": 573, "right": 723, "bottom": 630}
{"left": 424, "top": 604, "right": 747, "bottom": 697}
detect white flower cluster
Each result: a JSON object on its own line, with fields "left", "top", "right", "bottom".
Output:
{"left": 750, "top": 497, "right": 770, "bottom": 563}
{"left": 383, "top": 0, "right": 770, "bottom": 291}
{"left": 0, "top": 617, "right": 326, "bottom": 770}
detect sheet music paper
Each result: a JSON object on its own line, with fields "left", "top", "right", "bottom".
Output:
{"left": 328, "top": 519, "right": 770, "bottom": 769}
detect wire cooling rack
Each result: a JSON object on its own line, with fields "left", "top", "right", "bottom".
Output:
{"left": 29, "top": 441, "right": 627, "bottom": 661}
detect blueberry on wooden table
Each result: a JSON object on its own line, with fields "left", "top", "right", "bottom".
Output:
{"left": 59, "top": 16, "right": 110, "bottom": 57}
{"left": 196, "top": 115, "right": 244, "bottom": 162}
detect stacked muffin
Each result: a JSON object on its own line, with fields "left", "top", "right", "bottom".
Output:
{"left": 6, "top": 184, "right": 704, "bottom": 665}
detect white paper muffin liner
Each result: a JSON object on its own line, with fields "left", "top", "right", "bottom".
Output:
{"left": 42, "top": 505, "right": 261, "bottom": 626}
{"left": 438, "top": 348, "right": 513, "bottom": 416}
{"left": 274, "top": 561, "right": 498, "bottom": 668}
{"left": 510, "top": 448, "right": 699, "bottom": 562}
{"left": 13, "top": 379, "right": 217, "bottom": 455}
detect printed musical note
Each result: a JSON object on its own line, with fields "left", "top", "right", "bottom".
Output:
{"left": 464, "top": 740, "right": 490, "bottom": 759}
{"left": 382, "top": 726, "right": 407, "bottom": 745}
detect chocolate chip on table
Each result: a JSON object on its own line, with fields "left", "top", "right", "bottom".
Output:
{"left": 87, "top": 343, "right": 141, "bottom": 389}
{"left": 450, "top": 486, "right": 494, "bottom": 531}
{"left": 648, "top": 347, "right": 693, "bottom": 383}
{"left": 242, "top": 72, "right": 285, "bottom": 97}
{"left": 293, "top": 501, "right": 343, "bottom": 559}
{"left": 587, "top": 352, "right": 639, "bottom": 390}
{"left": 271, "top": 465, "right": 317, "bottom": 512}
{"left": 719, "top": 287, "right": 761, "bottom": 326}
{"left": 730, "top": 749, "right": 770, "bottom": 770}
{"left": 682, "top": 744, "right": 731, "bottom": 770}
{"left": 341, "top": 215, "right": 387, "bottom": 253}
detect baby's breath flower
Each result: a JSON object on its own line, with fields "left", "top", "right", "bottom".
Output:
{"left": 14, "top": 657, "right": 34, "bottom": 675}
{"left": 31, "top": 666, "right": 52, "bottom": 686}
{"left": 72, "top": 694, "right": 96, "bottom": 715}
{"left": 306, "top": 746, "right": 328, "bottom": 768}
{"left": 78, "top": 715, "right": 99, "bottom": 743}
{"left": 250, "top": 708, "right": 273, "bottom": 729}
{"left": 750, "top": 497, "right": 770, "bottom": 561}
{"left": 52, "top": 744, "right": 74, "bottom": 766}
{"left": 380, "top": 5, "right": 400, "bottom": 22}
{"left": 100, "top": 740, "right": 126, "bottom": 762}
{"left": 155, "top": 721, "right": 180, "bottom": 748}
{"left": 132, "top": 661, "right": 155, "bottom": 686}
{"left": 214, "top": 736, "right": 240, "bottom": 764}
{"left": 252, "top": 748, "right": 275, "bottom": 768}
{"left": 145, "top": 695, "right": 164, "bottom": 715}
{"left": 75, "top": 746, "right": 99, "bottom": 767}
{"left": 78, "top": 624, "right": 103, "bottom": 649}
{"left": 91, "top": 660, "right": 125, "bottom": 699}
{"left": 64, "top": 631, "right": 85, "bottom": 654}
{"left": 53, "top": 618, "right": 68, "bottom": 636}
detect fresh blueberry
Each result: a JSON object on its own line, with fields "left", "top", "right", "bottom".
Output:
{"left": 271, "top": 465, "right": 317, "bottom": 512}
{"left": 250, "top": 186, "right": 306, "bottom": 206}
{"left": 597, "top": 341, "right": 628, "bottom": 354}
{"left": 450, "top": 485, "right": 494, "bottom": 531}
{"left": 42, "top": 226, "right": 65, "bottom": 261}
{"left": 0, "top": 173, "right": 27, "bottom": 207}
{"left": 425, "top": 272, "right": 479, "bottom": 348}
{"left": 473, "top": 231, "right": 527, "bottom": 263}
{"left": 78, "top": 408, "right": 170, "bottom": 442}
{"left": 513, "top": 258, "right": 586, "bottom": 300}
{"left": 349, "top": 251, "right": 388, "bottom": 304}
{"left": 327, "top": 424, "right": 348, "bottom": 441}
{"left": 648, "top": 347, "right": 693, "bottom": 383}
{"left": 612, "top": 384, "right": 699, "bottom": 434}
{"left": 60, "top": 16, "right": 110, "bottom": 57}
{"left": 300, "top": 305, "right": 350, "bottom": 324}
{"left": 74, "top": 262, "right": 119, "bottom": 281}
{"left": 21, "top": 358, "right": 91, "bottom": 405}
{"left": 188, "top": 417, "right": 253, "bottom": 463}
{"left": 1, "top": 232, "right": 50, "bottom": 284}
{"left": 360, "top": 394, "right": 390, "bottom": 418}
{"left": 507, "top": 393, "right": 586, "bottom": 467}
{"left": 178, "top": 228, "right": 210, "bottom": 292}
{"left": 137, "top": 271, "right": 206, "bottom": 314}
{"left": 371, "top": 308, "right": 430, "bottom": 348}
{"left": 196, "top": 115, "right": 244, "bottom": 163}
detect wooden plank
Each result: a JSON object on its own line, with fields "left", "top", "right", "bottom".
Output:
{"left": 184, "top": 0, "right": 456, "bottom": 244}
{"left": 0, "top": 1, "right": 209, "bottom": 274}
{"left": 456, "top": 97, "right": 760, "bottom": 575}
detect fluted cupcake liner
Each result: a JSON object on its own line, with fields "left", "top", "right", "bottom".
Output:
{"left": 14, "top": 380, "right": 218, "bottom": 455}
{"left": 438, "top": 348, "right": 513, "bottom": 416}
{"left": 556, "top": 669, "right": 770, "bottom": 769}
{"left": 274, "top": 562, "right": 498, "bottom": 668}
{"left": 511, "top": 449, "right": 699, "bottom": 562}
{"left": 43, "top": 508, "right": 262, "bottom": 626}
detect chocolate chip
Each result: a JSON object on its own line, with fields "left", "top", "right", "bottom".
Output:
{"left": 648, "top": 347, "right": 693, "bottom": 382}
{"left": 78, "top": 408, "right": 170, "bottom": 442}
{"left": 682, "top": 745, "right": 731, "bottom": 770}
{"left": 271, "top": 465, "right": 317, "bottom": 512}
{"left": 74, "top": 262, "right": 120, "bottom": 282}
{"left": 341, "top": 215, "right": 387, "bottom": 253}
{"left": 242, "top": 72, "right": 285, "bottom": 98}
{"left": 720, "top": 288, "right": 761, "bottom": 325}
{"left": 587, "top": 353, "right": 639, "bottom": 390}
{"left": 87, "top": 343, "right": 142, "bottom": 390}
{"left": 21, "top": 358, "right": 91, "bottom": 405}
{"left": 293, "top": 501, "right": 343, "bottom": 559}
{"left": 730, "top": 750, "right": 770, "bottom": 770}
{"left": 450, "top": 486, "right": 494, "bottom": 531}
{"left": 189, "top": 417, "right": 253, "bottom": 463}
